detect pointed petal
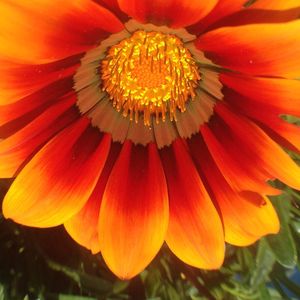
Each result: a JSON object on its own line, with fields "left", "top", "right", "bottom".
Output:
{"left": 189, "top": 135, "right": 279, "bottom": 246}
{"left": 188, "top": 0, "right": 300, "bottom": 34}
{"left": 0, "top": 0, "right": 123, "bottom": 63}
{"left": 251, "top": 0, "right": 300, "bottom": 10}
{"left": 200, "top": 123, "right": 280, "bottom": 196}
{"left": 220, "top": 76, "right": 300, "bottom": 152}
{"left": 212, "top": 7, "right": 300, "bottom": 29}
{"left": 93, "top": 0, "right": 128, "bottom": 21}
{"left": 0, "top": 54, "right": 81, "bottom": 105}
{"left": 99, "top": 142, "right": 168, "bottom": 279}
{"left": 0, "top": 77, "right": 74, "bottom": 127}
{"left": 188, "top": 1, "right": 246, "bottom": 34}
{"left": 161, "top": 139, "right": 224, "bottom": 269}
{"left": 259, "top": 120, "right": 300, "bottom": 154}
{"left": 221, "top": 74, "right": 300, "bottom": 117}
{"left": 0, "top": 94, "right": 78, "bottom": 177}
{"left": 118, "top": 0, "right": 217, "bottom": 28}
{"left": 64, "top": 143, "right": 121, "bottom": 254}
{"left": 3, "top": 118, "right": 111, "bottom": 227}
{"left": 64, "top": 185, "right": 102, "bottom": 254}
{"left": 215, "top": 103, "right": 300, "bottom": 190}
{"left": 196, "top": 20, "right": 300, "bottom": 78}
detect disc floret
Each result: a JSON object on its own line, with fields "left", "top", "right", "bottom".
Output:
{"left": 101, "top": 30, "right": 200, "bottom": 126}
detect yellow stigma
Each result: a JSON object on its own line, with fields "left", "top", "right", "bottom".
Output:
{"left": 101, "top": 30, "right": 200, "bottom": 126}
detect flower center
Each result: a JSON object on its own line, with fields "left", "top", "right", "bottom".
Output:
{"left": 101, "top": 30, "right": 200, "bottom": 126}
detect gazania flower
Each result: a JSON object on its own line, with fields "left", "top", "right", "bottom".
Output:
{"left": 1, "top": 0, "right": 300, "bottom": 279}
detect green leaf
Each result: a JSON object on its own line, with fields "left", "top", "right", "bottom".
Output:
{"left": 266, "top": 194, "right": 297, "bottom": 268}
{"left": 281, "top": 115, "right": 300, "bottom": 125}
{"left": 250, "top": 239, "right": 275, "bottom": 289}
{"left": 46, "top": 258, "right": 113, "bottom": 295}
{"left": 244, "top": 0, "right": 258, "bottom": 8}
{"left": 142, "top": 268, "right": 163, "bottom": 298}
{"left": 238, "top": 248, "right": 256, "bottom": 273}
{"left": 112, "top": 280, "right": 129, "bottom": 294}
{"left": 291, "top": 219, "right": 300, "bottom": 234}
{"left": 0, "top": 284, "right": 5, "bottom": 300}
{"left": 58, "top": 295, "right": 97, "bottom": 300}
{"left": 166, "top": 283, "right": 182, "bottom": 300}
{"left": 258, "top": 284, "right": 272, "bottom": 300}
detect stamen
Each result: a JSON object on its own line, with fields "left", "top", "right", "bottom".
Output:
{"left": 101, "top": 30, "right": 200, "bottom": 126}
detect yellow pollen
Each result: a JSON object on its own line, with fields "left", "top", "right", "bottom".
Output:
{"left": 101, "top": 30, "right": 200, "bottom": 126}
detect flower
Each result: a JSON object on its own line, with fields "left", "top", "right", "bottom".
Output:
{"left": 1, "top": 0, "right": 300, "bottom": 280}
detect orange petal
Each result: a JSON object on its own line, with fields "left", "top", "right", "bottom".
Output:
{"left": 196, "top": 20, "right": 300, "bottom": 78}
{"left": 215, "top": 103, "right": 300, "bottom": 190}
{"left": 211, "top": 7, "right": 300, "bottom": 29}
{"left": 223, "top": 193, "right": 279, "bottom": 246}
{"left": 189, "top": 135, "right": 279, "bottom": 246}
{"left": 220, "top": 80, "right": 300, "bottom": 152}
{"left": 0, "top": 55, "right": 81, "bottom": 105}
{"left": 64, "top": 143, "right": 121, "bottom": 254}
{"left": 188, "top": 0, "right": 246, "bottom": 34}
{"left": 260, "top": 120, "right": 300, "bottom": 154}
{"left": 251, "top": 0, "right": 300, "bottom": 10}
{"left": 161, "top": 139, "right": 224, "bottom": 269}
{"left": 99, "top": 142, "right": 168, "bottom": 279}
{"left": 221, "top": 74, "right": 300, "bottom": 117}
{"left": 118, "top": 0, "right": 218, "bottom": 28}
{"left": 3, "top": 118, "right": 111, "bottom": 227}
{"left": 0, "top": 94, "right": 78, "bottom": 177}
{"left": 0, "top": 0, "right": 123, "bottom": 63}
{"left": 188, "top": 0, "right": 300, "bottom": 34}
{"left": 64, "top": 185, "right": 102, "bottom": 254}
{"left": 93, "top": 0, "right": 128, "bottom": 21}
{"left": 200, "top": 123, "right": 280, "bottom": 196}
{"left": 0, "top": 77, "right": 74, "bottom": 127}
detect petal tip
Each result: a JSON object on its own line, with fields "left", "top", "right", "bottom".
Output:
{"left": 102, "top": 258, "right": 145, "bottom": 280}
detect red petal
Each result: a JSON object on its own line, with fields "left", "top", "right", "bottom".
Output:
{"left": 200, "top": 123, "right": 280, "bottom": 196}
{"left": 220, "top": 77, "right": 300, "bottom": 152}
{"left": 118, "top": 0, "right": 217, "bottom": 28}
{"left": 258, "top": 120, "right": 300, "bottom": 154}
{"left": 0, "top": 77, "right": 74, "bottom": 127}
{"left": 0, "top": 54, "right": 81, "bottom": 105}
{"left": 215, "top": 103, "right": 300, "bottom": 190}
{"left": 221, "top": 74, "right": 300, "bottom": 117}
{"left": 251, "top": 0, "right": 300, "bottom": 10}
{"left": 189, "top": 135, "right": 279, "bottom": 246}
{"left": 3, "top": 118, "right": 111, "bottom": 227}
{"left": 93, "top": 0, "right": 128, "bottom": 21}
{"left": 188, "top": 1, "right": 246, "bottom": 34}
{"left": 0, "top": 0, "right": 123, "bottom": 63}
{"left": 211, "top": 7, "right": 300, "bottom": 29}
{"left": 0, "top": 94, "right": 78, "bottom": 177}
{"left": 188, "top": 0, "right": 300, "bottom": 34}
{"left": 161, "top": 139, "right": 224, "bottom": 269}
{"left": 196, "top": 20, "right": 300, "bottom": 78}
{"left": 64, "top": 143, "right": 122, "bottom": 254}
{"left": 99, "top": 142, "right": 168, "bottom": 279}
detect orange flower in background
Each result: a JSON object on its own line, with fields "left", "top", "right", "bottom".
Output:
{"left": 1, "top": 0, "right": 300, "bottom": 279}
